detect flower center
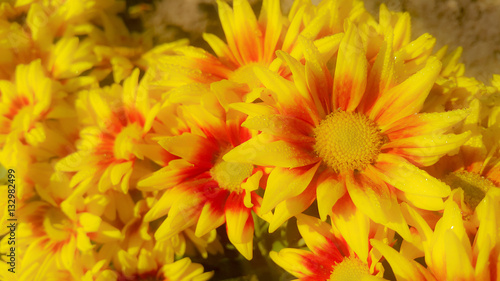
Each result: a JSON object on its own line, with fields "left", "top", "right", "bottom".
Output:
{"left": 43, "top": 208, "right": 73, "bottom": 242}
{"left": 210, "top": 160, "right": 253, "bottom": 193}
{"left": 443, "top": 171, "right": 496, "bottom": 211}
{"left": 329, "top": 257, "right": 372, "bottom": 281}
{"left": 313, "top": 111, "right": 384, "bottom": 173}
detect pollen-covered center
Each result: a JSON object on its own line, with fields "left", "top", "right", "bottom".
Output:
{"left": 313, "top": 110, "right": 384, "bottom": 173}
{"left": 443, "top": 171, "right": 497, "bottom": 211}
{"left": 210, "top": 160, "right": 253, "bottom": 193}
{"left": 329, "top": 257, "right": 371, "bottom": 281}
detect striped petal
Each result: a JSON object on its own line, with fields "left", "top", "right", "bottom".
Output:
{"left": 268, "top": 183, "right": 316, "bottom": 233}
{"left": 369, "top": 57, "right": 441, "bottom": 126}
{"left": 333, "top": 21, "right": 367, "bottom": 112}
{"left": 260, "top": 162, "right": 320, "bottom": 214}
{"left": 155, "top": 188, "right": 204, "bottom": 240}
{"left": 382, "top": 109, "right": 470, "bottom": 138}
{"left": 158, "top": 133, "right": 218, "bottom": 167}
{"left": 382, "top": 131, "right": 471, "bottom": 167}
{"left": 346, "top": 170, "right": 412, "bottom": 241}
{"left": 371, "top": 153, "right": 450, "bottom": 199}
{"left": 316, "top": 171, "right": 346, "bottom": 221}
{"left": 225, "top": 192, "right": 254, "bottom": 260}
{"left": 260, "top": 0, "right": 283, "bottom": 63}
{"left": 331, "top": 196, "right": 371, "bottom": 262}
{"left": 223, "top": 133, "right": 319, "bottom": 168}
{"left": 296, "top": 214, "right": 344, "bottom": 262}
{"left": 195, "top": 189, "right": 229, "bottom": 237}
{"left": 242, "top": 114, "right": 315, "bottom": 143}
{"left": 270, "top": 249, "right": 317, "bottom": 279}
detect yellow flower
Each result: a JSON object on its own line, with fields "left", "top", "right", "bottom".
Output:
{"left": 0, "top": 19, "right": 38, "bottom": 80}
{"left": 0, "top": 59, "right": 74, "bottom": 199}
{"left": 224, "top": 23, "right": 470, "bottom": 240}
{"left": 271, "top": 213, "right": 390, "bottom": 280}
{"left": 387, "top": 194, "right": 500, "bottom": 281}
{"left": 95, "top": 197, "right": 218, "bottom": 280}
{"left": 55, "top": 68, "right": 160, "bottom": 193}
{"left": 138, "top": 81, "right": 269, "bottom": 260}
{"left": 14, "top": 197, "right": 120, "bottom": 280}
{"left": 203, "top": 0, "right": 285, "bottom": 68}
{"left": 426, "top": 99, "right": 500, "bottom": 224}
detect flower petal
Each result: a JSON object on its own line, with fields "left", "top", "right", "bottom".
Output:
{"left": 158, "top": 133, "right": 218, "bottom": 167}
{"left": 296, "top": 214, "right": 344, "bottom": 262}
{"left": 428, "top": 199, "right": 473, "bottom": 280}
{"left": 371, "top": 153, "right": 450, "bottom": 198}
{"left": 331, "top": 195, "right": 371, "bottom": 262}
{"left": 223, "top": 133, "right": 319, "bottom": 168}
{"left": 370, "top": 239, "right": 435, "bottom": 281}
{"left": 382, "top": 131, "right": 471, "bottom": 167}
{"left": 346, "top": 170, "right": 412, "bottom": 242}
{"left": 225, "top": 192, "right": 254, "bottom": 260}
{"left": 242, "top": 114, "right": 314, "bottom": 143}
{"left": 270, "top": 249, "right": 316, "bottom": 279}
{"left": 195, "top": 189, "right": 228, "bottom": 237}
{"left": 260, "top": 162, "right": 320, "bottom": 214}
{"left": 333, "top": 21, "right": 367, "bottom": 112}
{"left": 316, "top": 171, "right": 346, "bottom": 221}
{"left": 269, "top": 183, "right": 316, "bottom": 233}
{"left": 382, "top": 109, "right": 470, "bottom": 137}
{"left": 369, "top": 57, "right": 441, "bottom": 126}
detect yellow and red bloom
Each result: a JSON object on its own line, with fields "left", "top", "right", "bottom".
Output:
{"left": 426, "top": 99, "right": 500, "bottom": 221}
{"left": 224, "top": 23, "right": 470, "bottom": 240}
{"left": 138, "top": 81, "right": 271, "bottom": 260}
{"left": 381, "top": 194, "right": 500, "bottom": 281}
{"left": 55, "top": 68, "right": 160, "bottom": 194}
{"left": 0, "top": 59, "right": 75, "bottom": 199}
{"left": 9, "top": 171, "right": 121, "bottom": 281}
{"left": 271, "top": 213, "right": 390, "bottom": 280}
{"left": 96, "top": 197, "right": 217, "bottom": 281}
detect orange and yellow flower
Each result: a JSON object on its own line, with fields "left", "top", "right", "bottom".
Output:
{"left": 138, "top": 80, "right": 271, "bottom": 260}
{"left": 377, "top": 194, "right": 500, "bottom": 281}
{"left": 224, "top": 23, "right": 470, "bottom": 240}
{"left": 271, "top": 213, "right": 391, "bottom": 280}
{"left": 56, "top": 68, "right": 160, "bottom": 194}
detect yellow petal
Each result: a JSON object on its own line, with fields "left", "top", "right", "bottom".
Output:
{"left": 369, "top": 57, "right": 441, "bottom": 126}
{"left": 296, "top": 214, "right": 342, "bottom": 258}
{"left": 195, "top": 197, "right": 226, "bottom": 237}
{"left": 370, "top": 239, "right": 433, "bottom": 281}
{"left": 346, "top": 170, "right": 412, "bottom": 242}
{"left": 371, "top": 153, "right": 450, "bottom": 198}
{"left": 331, "top": 196, "right": 370, "bottom": 262}
{"left": 79, "top": 212, "right": 102, "bottom": 233}
{"left": 270, "top": 249, "right": 314, "bottom": 279}
{"left": 242, "top": 114, "right": 314, "bottom": 143}
{"left": 316, "top": 171, "right": 346, "bottom": 221}
{"left": 223, "top": 133, "right": 319, "bottom": 168}
{"left": 333, "top": 21, "right": 367, "bottom": 112}
{"left": 269, "top": 184, "right": 316, "bottom": 233}
{"left": 260, "top": 162, "right": 319, "bottom": 214}
{"left": 158, "top": 133, "right": 217, "bottom": 165}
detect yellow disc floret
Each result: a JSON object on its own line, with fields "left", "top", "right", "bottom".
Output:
{"left": 329, "top": 257, "right": 372, "bottom": 281}
{"left": 210, "top": 160, "right": 253, "bottom": 193}
{"left": 313, "top": 110, "right": 384, "bottom": 173}
{"left": 443, "top": 171, "right": 497, "bottom": 211}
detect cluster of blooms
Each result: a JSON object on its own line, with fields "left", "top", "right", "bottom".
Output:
{"left": 0, "top": 0, "right": 499, "bottom": 280}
